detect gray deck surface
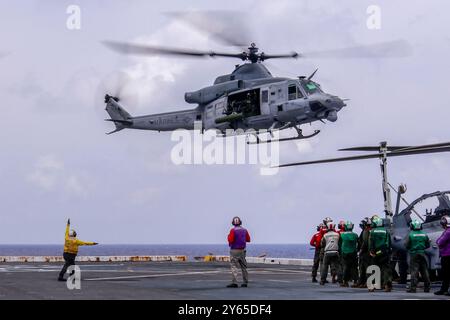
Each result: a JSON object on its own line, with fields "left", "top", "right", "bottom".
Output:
{"left": 0, "top": 262, "right": 448, "bottom": 300}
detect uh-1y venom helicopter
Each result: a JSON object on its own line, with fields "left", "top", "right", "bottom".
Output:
{"left": 278, "top": 141, "right": 450, "bottom": 273}
{"left": 102, "top": 32, "right": 410, "bottom": 143}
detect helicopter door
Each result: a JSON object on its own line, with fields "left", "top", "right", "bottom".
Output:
{"left": 260, "top": 87, "right": 270, "bottom": 115}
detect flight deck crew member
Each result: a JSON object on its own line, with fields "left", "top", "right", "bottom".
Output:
{"left": 322, "top": 217, "right": 337, "bottom": 283}
{"left": 339, "top": 221, "right": 359, "bottom": 287}
{"left": 404, "top": 220, "right": 431, "bottom": 293}
{"left": 368, "top": 216, "right": 393, "bottom": 292}
{"left": 318, "top": 222, "right": 329, "bottom": 283}
{"left": 310, "top": 223, "right": 325, "bottom": 283}
{"left": 357, "top": 217, "right": 372, "bottom": 288}
{"left": 58, "top": 219, "right": 98, "bottom": 281}
{"left": 320, "top": 222, "right": 341, "bottom": 285}
{"left": 336, "top": 220, "right": 346, "bottom": 284}
{"left": 435, "top": 216, "right": 450, "bottom": 296}
{"left": 227, "top": 216, "right": 251, "bottom": 288}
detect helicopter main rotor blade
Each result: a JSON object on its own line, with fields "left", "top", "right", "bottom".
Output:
{"left": 278, "top": 145, "right": 450, "bottom": 168}
{"left": 166, "top": 10, "right": 253, "bottom": 49}
{"left": 299, "top": 40, "right": 412, "bottom": 59}
{"left": 103, "top": 40, "right": 245, "bottom": 60}
{"left": 261, "top": 52, "right": 299, "bottom": 60}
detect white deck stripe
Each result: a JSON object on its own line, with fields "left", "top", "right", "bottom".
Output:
{"left": 85, "top": 270, "right": 223, "bottom": 281}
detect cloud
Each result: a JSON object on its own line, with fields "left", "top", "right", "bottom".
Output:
{"left": 129, "top": 187, "right": 161, "bottom": 205}
{"left": 65, "top": 175, "right": 87, "bottom": 197}
{"left": 27, "top": 154, "right": 91, "bottom": 197}
{"left": 27, "top": 154, "right": 64, "bottom": 190}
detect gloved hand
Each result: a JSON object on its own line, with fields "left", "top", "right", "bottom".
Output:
{"left": 93, "top": 242, "right": 99, "bottom": 245}
{"left": 67, "top": 219, "right": 70, "bottom": 225}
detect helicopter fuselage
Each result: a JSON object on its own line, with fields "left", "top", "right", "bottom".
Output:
{"left": 105, "top": 63, "right": 346, "bottom": 136}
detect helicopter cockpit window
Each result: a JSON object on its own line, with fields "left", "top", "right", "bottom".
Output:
{"left": 301, "top": 81, "right": 322, "bottom": 95}
{"left": 288, "top": 85, "right": 297, "bottom": 100}
{"left": 288, "top": 84, "right": 304, "bottom": 100}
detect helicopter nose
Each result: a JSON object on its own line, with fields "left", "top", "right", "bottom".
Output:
{"left": 325, "top": 96, "right": 346, "bottom": 110}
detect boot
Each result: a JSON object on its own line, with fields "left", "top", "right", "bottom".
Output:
{"left": 331, "top": 275, "right": 337, "bottom": 283}
{"left": 384, "top": 284, "right": 392, "bottom": 292}
{"left": 312, "top": 277, "right": 318, "bottom": 283}
{"left": 340, "top": 282, "right": 349, "bottom": 287}
{"left": 434, "top": 290, "right": 448, "bottom": 295}
{"left": 320, "top": 281, "right": 325, "bottom": 285}
{"left": 226, "top": 283, "right": 238, "bottom": 288}
{"left": 406, "top": 287, "right": 416, "bottom": 293}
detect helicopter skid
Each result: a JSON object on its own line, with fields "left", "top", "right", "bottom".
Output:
{"left": 247, "top": 130, "right": 320, "bottom": 145}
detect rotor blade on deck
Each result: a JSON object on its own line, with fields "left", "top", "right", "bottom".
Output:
{"left": 387, "top": 145, "right": 450, "bottom": 157}
{"left": 339, "top": 142, "right": 450, "bottom": 153}
{"left": 299, "top": 40, "right": 412, "bottom": 59}
{"left": 339, "top": 146, "right": 411, "bottom": 152}
{"left": 278, "top": 153, "right": 384, "bottom": 168}
{"left": 278, "top": 145, "right": 450, "bottom": 168}
{"left": 102, "top": 41, "right": 244, "bottom": 59}
{"left": 394, "top": 141, "right": 450, "bottom": 152}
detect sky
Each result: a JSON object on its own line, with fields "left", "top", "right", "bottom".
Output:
{"left": 1, "top": 0, "right": 450, "bottom": 244}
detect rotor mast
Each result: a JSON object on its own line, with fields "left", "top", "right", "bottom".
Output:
{"left": 379, "top": 142, "right": 393, "bottom": 222}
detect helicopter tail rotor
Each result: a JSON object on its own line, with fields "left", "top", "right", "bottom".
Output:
{"left": 104, "top": 93, "right": 133, "bottom": 134}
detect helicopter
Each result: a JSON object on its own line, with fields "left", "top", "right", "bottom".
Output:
{"left": 103, "top": 41, "right": 346, "bottom": 143}
{"left": 277, "top": 141, "right": 450, "bottom": 272}
{"left": 102, "top": 12, "right": 411, "bottom": 143}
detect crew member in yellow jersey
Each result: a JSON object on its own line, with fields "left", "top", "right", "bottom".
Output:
{"left": 58, "top": 219, "right": 98, "bottom": 281}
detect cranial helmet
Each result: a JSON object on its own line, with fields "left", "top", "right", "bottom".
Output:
{"left": 232, "top": 216, "right": 242, "bottom": 226}
{"left": 440, "top": 216, "right": 450, "bottom": 228}
{"left": 359, "top": 217, "right": 371, "bottom": 229}
{"left": 69, "top": 229, "right": 77, "bottom": 237}
{"left": 410, "top": 220, "right": 422, "bottom": 231}
{"left": 323, "top": 217, "right": 333, "bottom": 225}
{"left": 326, "top": 222, "right": 335, "bottom": 231}
{"left": 372, "top": 216, "right": 383, "bottom": 228}
{"left": 345, "top": 221, "right": 354, "bottom": 231}
{"left": 338, "top": 220, "right": 345, "bottom": 230}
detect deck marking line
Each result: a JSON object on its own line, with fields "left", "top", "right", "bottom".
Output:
{"left": 84, "top": 270, "right": 223, "bottom": 281}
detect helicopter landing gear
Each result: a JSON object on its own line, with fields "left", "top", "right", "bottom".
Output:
{"left": 247, "top": 126, "right": 320, "bottom": 145}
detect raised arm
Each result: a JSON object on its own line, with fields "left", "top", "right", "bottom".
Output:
{"left": 65, "top": 219, "right": 70, "bottom": 240}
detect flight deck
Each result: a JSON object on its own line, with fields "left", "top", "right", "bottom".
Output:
{"left": 0, "top": 261, "right": 448, "bottom": 300}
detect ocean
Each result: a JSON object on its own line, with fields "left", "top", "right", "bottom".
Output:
{"left": 0, "top": 244, "right": 313, "bottom": 260}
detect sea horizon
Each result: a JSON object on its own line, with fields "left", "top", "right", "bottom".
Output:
{"left": 0, "top": 244, "right": 313, "bottom": 259}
